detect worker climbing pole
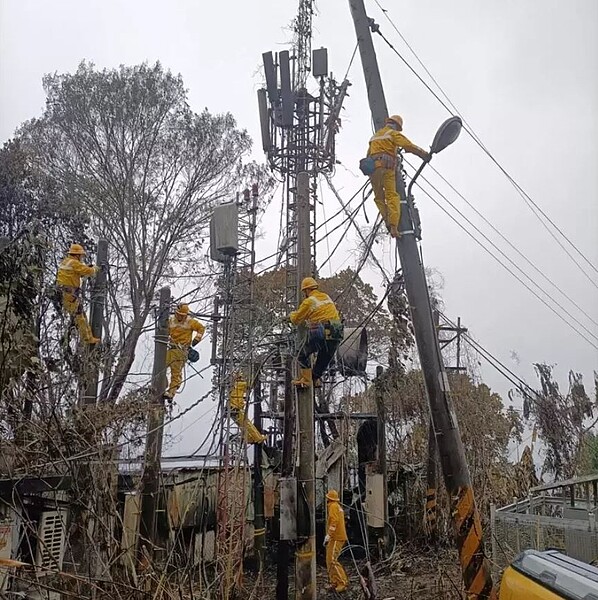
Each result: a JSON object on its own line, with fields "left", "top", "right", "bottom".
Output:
{"left": 288, "top": 276, "right": 344, "bottom": 389}
{"left": 364, "top": 114, "right": 429, "bottom": 238}
{"left": 55, "top": 243, "right": 103, "bottom": 345}
{"left": 229, "top": 373, "right": 267, "bottom": 444}
{"left": 349, "top": 1, "right": 496, "bottom": 598}
{"left": 163, "top": 303, "right": 205, "bottom": 403}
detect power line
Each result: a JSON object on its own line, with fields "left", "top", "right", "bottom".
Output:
{"left": 426, "top": 162, "right": 598, "bottom": 327}
{"left": 368, "top": 5, "right": 598, "bottom": 283}
{"left": 403, "top": 162, "right": 598, "bottom": 350}
{"left": 439, "top": 311, "right": 541, "bottom": 404}
{"left": 324, "top": 174, "right": 391, "bottom": 286}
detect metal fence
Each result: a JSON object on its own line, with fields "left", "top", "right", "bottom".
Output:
{"left": 491, "top": 492, "right": 598, "bottom": 570}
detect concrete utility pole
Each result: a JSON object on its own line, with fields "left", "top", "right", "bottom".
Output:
{"left": 253, "top": 369, "right": 265, "bottom": 570}
{"left": 139, "top": 286, "right": 171, "bottom": 560}
{"left": 81, "top": 238, "right": 108, "bottom": 405}
{"left": 277, "top": 354, "right": 295, "bottom": 600}
{"left": 295, "top": 171, "right": 316, "bottom": 600}
{"left": 348, "top": 2, "right": 495, "bottom": 598}
{"left": 374, "top": 365, "right": 388, "bottom": 557}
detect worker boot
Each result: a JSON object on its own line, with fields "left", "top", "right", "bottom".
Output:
{"left": 389, "top": 224, "right": 399, "bottom": 238}
{"left": 292, "top": 368, "right": 313, "bottom": 387}
{"left": 87, "top": 336, "right": 101, "bottom": 345}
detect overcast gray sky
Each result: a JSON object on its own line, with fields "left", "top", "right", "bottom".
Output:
{"left": 1, "top": 0, "right": 597, "bottom": 456}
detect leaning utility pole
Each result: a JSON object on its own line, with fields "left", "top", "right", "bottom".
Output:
{"left": 139, "top": 286, "right": 171, "bottom": 560}
{"left": 81, "top": 238, "right": 108, "bottom": 405}
{"left": 348, "top": 2, "right": 495, "bottom": 597}
{"left": 295, "top": 171, "right": 316, "bottom": 600}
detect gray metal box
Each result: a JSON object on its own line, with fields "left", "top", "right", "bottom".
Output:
{"left": 365, "top": 473, "right": 385, "bottom": 528}
{"left": 279, "top": 477, "right": 297, "bottom": 540}
{"left": 337, "top": 327, "right": 368, "bottom": 376}
{"left": 312, "top": 47, "right": 328, "bottom": 78}
{"left": 210, "top": 202, "right": 238, "bottom": 262}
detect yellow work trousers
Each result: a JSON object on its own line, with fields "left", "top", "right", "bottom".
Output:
{"left": 326, "top": 540, "right": 349, "bottom": 591}
{"left": 369, "top": 167, "right": 401, "bottom": 228}
{"left": 166, "top": 348, "right": 187, "bottom": 398}
{"left": 234, "top": 413, "right": 267, "bottom": 444}
{"left": 62, "top": 292, "right": 94, "bottom": 343}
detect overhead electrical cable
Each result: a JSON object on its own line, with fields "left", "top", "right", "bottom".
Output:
{"left": 403, "top": 162, "right": 598, "bottom": 350}
{"left": 425, "top": 162, "right": 598, "bottom": 325}
{"left": 368, "top": 3, "right": 598, "bottom": 282}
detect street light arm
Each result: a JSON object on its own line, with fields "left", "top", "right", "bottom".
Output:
{"left": 407, "top": 154, "right": 431, "bottom": 198}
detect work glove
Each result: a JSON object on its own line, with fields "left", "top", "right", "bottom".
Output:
{"left": 323, "top": 534, "right": 330, "bottom": 546}
{"left": 191, "top": 338, "right": 200, "bottom": 347}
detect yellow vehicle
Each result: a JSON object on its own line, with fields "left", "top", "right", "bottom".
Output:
{"left": 499, "top": 549, "right": 598, "bottom": 599}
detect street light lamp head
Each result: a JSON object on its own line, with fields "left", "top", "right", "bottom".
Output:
{"left": 430, "top": 116, "right": 463, "bottom": 155}
{"left": 407, "top": 116, "right": 463, "bottom": 198}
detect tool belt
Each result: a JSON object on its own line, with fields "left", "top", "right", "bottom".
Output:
{"left": 168, "top": 343, "right": 189, "bottom": 352}
{"left": 308, "top": 320, "right": 344, "bottom": 342}
{"left": 58, "top": 285, "right": 81, "bottom": 296}
{"left": 56, "top": 285, "right": 83, "bottom": 315}
{"left": 371, "top": 153, "right": 397, "bottom": 170}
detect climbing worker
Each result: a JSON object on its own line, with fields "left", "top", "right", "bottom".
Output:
{"left": 367, "top": 114, "right": 430, "bottom": 238}
{"left": 164, "top": 304, "right": 205, "bottom": 401}
{"left": 288, "top": 277, "right": 343, "bottom": 388}
{"left": 56, "top": 243, "right": 101, "bottom": 344}
{"left": 229, "top": 374, "right": 267, "bottom": 444}
{"left": 324, "top": 489, "right": 349, "bottom": 593}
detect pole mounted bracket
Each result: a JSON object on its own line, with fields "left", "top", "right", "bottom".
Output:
{"left": 367, "top": 18, "right": 380, "bottom": 33}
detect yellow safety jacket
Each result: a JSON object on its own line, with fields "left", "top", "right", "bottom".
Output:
{"left": 367, "top": 125, "right": 427, "bottom": 163}
{"left": 327, "top": 501, "right": 348, "bottom": 542}
{"left": 56, "top": 256, "right": 98, "bottom": 289}
{"left": 169, "top": 315, "right": 205, "bottom": 348}
{"left": 290, "top": 290, "right": 339, "bottom": 327}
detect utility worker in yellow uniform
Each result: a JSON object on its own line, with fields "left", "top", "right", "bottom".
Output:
{"left": 229, "top": 374, "right": 267, "bottom": 444}
{"left": 164, "top": 304, "right": 205, "bottom": 401}
{"left": 56, "top": 243, "right": 101, "bottom": 344}
{"left": 324, "top": 489, "right": 349, "bottom": 593}
{"left": 367, "top": 114, "right": 430, "bottom": 238}
{"left": 289, "top": 277, "right": 343, "bottom": 388}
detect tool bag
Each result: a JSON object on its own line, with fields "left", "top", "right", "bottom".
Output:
{"left": 326, "top": 320, "right": 344, "bottom": 342}
{"left": 308, "top": 322, "right": 326, "bottom": 343}
{"left": 359, "top": 157, "right": 376, "bottom": 176}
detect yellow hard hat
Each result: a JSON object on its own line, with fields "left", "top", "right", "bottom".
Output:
{"left": 176, "top": 303, "right": 190, "bottom": 315}
{"left": 386, "top": 114, "right": 404, "bottom": 130}
{"left": 301, "top": 277, "right": 318, "bottom": 291}
{"left": 68, "top": 243, "right": 86, "bottom": 255}
{"left": 326, "top": 489, "right": 340, "bottom": 502}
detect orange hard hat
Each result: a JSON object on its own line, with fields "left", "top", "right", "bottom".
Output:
{"left": 68, "top": 243, "right": 86, "bottom": 255}
{"left": 386, "top": 114, "right": 404, "bottom": 130}
{"left": 301, "top": 277, "right": 318, "bottom": 291}
{"left": 326, "top": 489, "right": 340, "bottom": 502}
{"left": 176, "top": 304, "right": 190, "bottom": 315}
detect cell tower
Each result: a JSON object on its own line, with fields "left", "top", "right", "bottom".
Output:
{"left": 257, "top": 1, "right": 349, "bottom": 597}
{"left": 258, "top": 0, "right": 350, "bottom": 312}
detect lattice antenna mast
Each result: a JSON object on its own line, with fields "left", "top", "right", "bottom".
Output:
{"left": 258, "top": 3, "right": 350, "bottom": 312}
{"left": 294, "top": 0, "right": 314, "bottom": 89}
{"left": 209, "top": 189, "right": 260, "bottom": 599}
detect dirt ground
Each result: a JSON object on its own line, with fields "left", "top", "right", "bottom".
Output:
{"left": 243, "top": 546, "right": 465, "bottom": 599}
